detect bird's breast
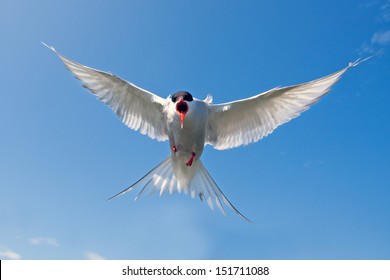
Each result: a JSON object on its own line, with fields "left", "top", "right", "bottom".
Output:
{"left": 168, "top": 100, "right": 208, "bottom": 156}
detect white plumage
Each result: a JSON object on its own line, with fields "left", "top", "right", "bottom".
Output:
{"left": 45, "top": 43, "right": 365, "bottom": 222}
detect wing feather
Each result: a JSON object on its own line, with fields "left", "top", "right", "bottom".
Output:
{"left": 207, "top": 62, "right": 361, "bottom": 150}
{"left": 46, "top": 44, "right": 168, "bottom": 141}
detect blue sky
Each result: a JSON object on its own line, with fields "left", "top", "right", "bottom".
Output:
{"left": 1, "top": 0, "right": 389, "bottom": 260}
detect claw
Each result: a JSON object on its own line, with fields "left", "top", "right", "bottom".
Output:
{"left": 186, "top": 152, "right": 196, "bottom": 166}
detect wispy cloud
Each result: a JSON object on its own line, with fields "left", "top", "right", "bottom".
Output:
{"left": 359, "top": 0, "right": 390, "bottom": 55}
{"left": 360, "top": 29, "right": 390, "bottom": 55}
{"left": 371, "top": 29, "right": 390, "bottom": 45}
{"left": 380, "top": 0, "right": 390, "bottom": 21}
{"left": 29, "top": 237, "right": 59, "bottom": 247}
{"left": 361, "top": 0, "right": 390, "bottom": 21}
{"left": 303, "top": 160, "right": 325, "bottom": 169}
{"left": 0, "top": 246, "right": 22, "bottom": 260}
{"left": 360, "top": 0, "right": 379, "bottom": 9}
{"left": 85, "top": 252, "right": 106, "bottom": 260}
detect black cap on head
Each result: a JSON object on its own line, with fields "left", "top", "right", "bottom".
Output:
{"left": 171, "top": 91, "right": 193, "bottom": 102}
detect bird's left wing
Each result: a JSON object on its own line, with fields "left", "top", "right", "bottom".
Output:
{"left": 206, "top": 61, "right": 363, "bottom": 150}
{"left": 46, "top": 44, "right": 168, "bottom": 141}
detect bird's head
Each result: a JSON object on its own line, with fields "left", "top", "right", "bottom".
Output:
{"left": 171, "top": 91, "right": 193, "bottom": 129}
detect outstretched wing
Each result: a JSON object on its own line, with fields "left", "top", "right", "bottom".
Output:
{"left": 206, "top": 61, "right": 362, "bottom": 150}
{"left": 46, "top": 44, "right": 168, "bottom": 141}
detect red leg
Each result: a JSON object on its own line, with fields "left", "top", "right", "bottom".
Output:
{"left": 186, "top": 152, "right": 196, "bottom": 166}
{"left": 172, "top": 145, "right": 177, "bottom": 152}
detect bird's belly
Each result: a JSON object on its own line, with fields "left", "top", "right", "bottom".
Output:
{"left": 169, "top": 114, "right": 206, "bottom": 157}
{"left": 166, "top": 123, "right": 204, "bottom": 191}
{"left": 167, "top": 100, "right": 208, "bottom": 172}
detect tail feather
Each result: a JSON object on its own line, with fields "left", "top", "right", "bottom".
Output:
{"left": 107, "top": 157, "right": 171, "bottom": 200}
{"left": 108, "top": 156, "right": 251, "bottom": 222}
{"left": 196, "top": 161, "right": 251, "bottom": 222}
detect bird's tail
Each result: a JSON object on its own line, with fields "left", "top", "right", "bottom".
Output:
{"left": 108, "top": 157, "right": 250, "bottom": 222}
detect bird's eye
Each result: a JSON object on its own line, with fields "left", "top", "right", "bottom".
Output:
{"left": 184, "top": 94, "right": 193, "bottom": 102}
{"left": 171, "top": 91, "right": 192, "bottom": 102}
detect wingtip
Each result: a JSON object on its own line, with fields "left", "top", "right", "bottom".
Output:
{"left": 106, "top": 190, "right": 128, "bottom": 201}
{"left": 41, "top": 41, "right": 56, "bottom": 52}
{"left": 106, "top": 194, "right": 117, "bottom": 201}
{"left": 349, "top": 52, "right": 378, "bottom": 68}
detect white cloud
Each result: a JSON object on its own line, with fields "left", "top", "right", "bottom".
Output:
{"left": 0, "top": 246, "right": 22, "bottom": 260}
{"left": 85, "top": 252, "right": 106, "bottom": 260}
{"left": 358, "top": 1, "right": 390, "bottom": 54}
{"left": 371, "top": 30, "right": 390, "bottom": 45}
{"left": 360, "top": 0, "right": 390, "bottom": 21}
{"left": 29, "top": 237, "right": 59, "bottom": 247}
{"left": 359, "top": 42, "right": 376, "bottom": 55}
{"left": 380, "top": 0, "right": 390, "bottom": 21}
{"left": 303, "top": 160, "right": 325, "bottom": 169}
{"left": 360, "top": 0, "right": 379, "bottom": 9}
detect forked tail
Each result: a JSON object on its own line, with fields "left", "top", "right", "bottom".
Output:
{"left": 108, "top": 157, "right": 251, "bottom": 222}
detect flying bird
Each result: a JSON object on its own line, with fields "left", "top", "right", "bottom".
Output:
{"left": 45, "top": 43, "right": 367, "bottom": 222}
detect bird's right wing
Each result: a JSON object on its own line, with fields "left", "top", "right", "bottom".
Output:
{"left": 45, "top": 44, "right": 169, "bottom": 141}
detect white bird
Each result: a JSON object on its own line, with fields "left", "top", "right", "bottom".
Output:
{"left": 45, "top": 43, "right": 367, "bottom": 222}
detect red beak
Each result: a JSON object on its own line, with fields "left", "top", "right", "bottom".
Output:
{"left": 176, "top": 99, "right": 188, "bottom": 129}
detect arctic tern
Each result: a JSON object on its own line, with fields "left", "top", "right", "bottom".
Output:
{"left": 45, "top": 43, "right": 367, "bottom": 222}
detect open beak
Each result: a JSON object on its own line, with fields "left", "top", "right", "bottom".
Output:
{"left": 176, "top": 99, "right": 188, "bottom": 129}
